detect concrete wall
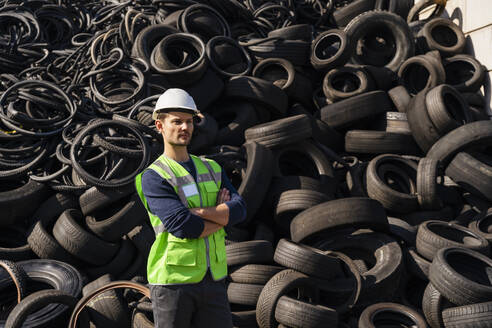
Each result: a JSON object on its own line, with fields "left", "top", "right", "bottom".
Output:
{"left": 420, "top": 0, "right": 492, "bottom": 115}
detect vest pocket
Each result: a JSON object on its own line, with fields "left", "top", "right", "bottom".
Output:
{"left": 214, "top": 228, "right": 227, "bottom": 263}
{"left": 165, "top": 234, "right": 197, "bottom": 266}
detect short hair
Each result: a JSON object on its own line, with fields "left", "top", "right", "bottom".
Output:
{"left": 156, "top": 112, "right": 168, "bottom": 121}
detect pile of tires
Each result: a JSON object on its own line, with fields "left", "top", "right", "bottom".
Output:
{"left": 0, "top": 0, "right": 491, "bottom": 327}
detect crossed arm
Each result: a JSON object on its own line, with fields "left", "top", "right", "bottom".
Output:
{"left": 190, "top": 188, "right": 231, "bottom": 238}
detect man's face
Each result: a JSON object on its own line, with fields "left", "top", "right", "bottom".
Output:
{"left": 155, "top": 111, "right": 194, "bottom": 146}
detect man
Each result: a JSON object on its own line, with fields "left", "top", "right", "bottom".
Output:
{"left": 135, "top": 88, "right": 247, "bottom": 328}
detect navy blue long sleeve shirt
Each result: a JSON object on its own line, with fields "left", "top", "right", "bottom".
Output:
{"left": 141, "top": 157, "right": 247, "bottom": 239}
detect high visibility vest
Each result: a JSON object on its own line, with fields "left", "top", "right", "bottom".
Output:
{"left": 135, "top": 154, "right": 228, "bottom": 284}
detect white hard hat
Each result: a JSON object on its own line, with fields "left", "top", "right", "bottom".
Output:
{"left": 153, "top": 88, "right": 199, "bottom": 120}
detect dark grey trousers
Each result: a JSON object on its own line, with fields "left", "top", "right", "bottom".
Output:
{"left": 149, "top": 271, "right": 233, "bottom": 328}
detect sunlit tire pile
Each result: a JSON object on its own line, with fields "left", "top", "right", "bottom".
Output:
{"left": 0, "top": 0, "right": 491, "bottom": 327}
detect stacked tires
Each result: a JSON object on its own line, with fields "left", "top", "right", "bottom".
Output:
{"left": 0, "top": 0, "right": 491, "bottom": 327}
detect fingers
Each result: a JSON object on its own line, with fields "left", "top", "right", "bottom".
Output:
{"left": 216, "top": 188, "right": 230, "bottom": 204}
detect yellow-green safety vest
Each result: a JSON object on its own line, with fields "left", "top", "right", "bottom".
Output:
{"left": 135, "top": 154, "right": 228, "bottom": 284}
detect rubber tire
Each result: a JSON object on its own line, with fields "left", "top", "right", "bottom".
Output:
{"left": 345, "top": 10, "right": 414, "bottom": 72}
{"left": 226, "top": 240, "right": 274, "bottom": 267}
{"left": 365, "top": 154, "right": 420, "bottom": 214}
{"left": 446, "top": 152, "right": 492, "bottom": 203}
{"left": 290, "top": 197, "right": 389, "bottom": 244}
{"left": 273, "top": 238, "right": 343, "bottom": 280}
{"left": 5, "top": 290, "right": 77, "bottom": 328}
{"left": 419, "top": 18, "right": 466, "bottom": 57}
{"left": 229, "top": 264, "right": 283, "bottom": 285}
{"left": 274, "top": 295, "right": 337, "bottom": 328}
{"left": 318, "top": 90, "right": 391, "bottom": 130}
{"left": 227, "top": 282, "right": 264, "bottom": 306}
{"left": 311, "top": 29, "right": 351, "bottom": 72}
{"left": 82, "top": 274, "right": 130, "bottom": 328}
{"left": 429, "top": 247, "right": 492, "bottom": 306}
{"left": 444, "top": 54, "right": 487, "bottom": 93}
{"left": 53, "top": 209, "right": 119, "bottom": 266}
{"left": 443, "top": 302, "right": 492, "bottom": 328}
{"left": 416, "top": 220, "right": 490, "bottom": 261}
{"left": 345, "top": 130, "right": 421, "bottom": 155}
{"left": 359, "top": 302, "right": 427, "bottom": 327}
{"left": 426, "top": 120, "right": 492, "bottom": 167}
{"left": 256, "top": 269, "right": 317, "bottom": 328}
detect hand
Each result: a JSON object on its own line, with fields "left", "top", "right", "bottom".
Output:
{"left": 216, "top": 188, "right": 230, "bottom": 204}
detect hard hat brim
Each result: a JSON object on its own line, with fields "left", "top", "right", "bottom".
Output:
{"left": 152, "top": 107, "right": 199, "bottom": 120}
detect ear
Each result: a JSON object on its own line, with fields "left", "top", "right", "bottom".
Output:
{"left": 155, "top": 119, "right": 163, "bottom": 133}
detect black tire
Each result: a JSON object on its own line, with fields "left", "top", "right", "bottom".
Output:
{"left": 416, "top": 220, "right": 490, "bottom": 261}
{"left": 0, "top": 259, "right": 83, "bottom": 327}
{"left": 425, "top": 84, "right": 470, "bottom": 136}
{"left": 272, "top": 140, "right": 336, "bottom": 197}
{"left": 268, "top": 24, "right": 313, "bottom": 41}
{"left": 238, "top": 141, "right": 274, "bottom": 225}
{"left": 389, "top": 217, "right": 417, "bottom": 245}
{"left": 0, "top": 179, "right": 50, "bottom": 227}
{"left": 426, "top": 120, "right": 492, "bottom": 167}
{"left": 422, "top": 282, "right": 449, "bottom": 328}
{"left": 443, "top": 302, "right": 492, "bottom": 328}
{"left": 244, "top": 114, "right": 312, "bottom": 149}
{"left": 388, "top": 85, "right": 411, "bottom": 113}
{"left": 212, "top": 101, "right": 258, "bottom": 146}
{"left": 0, "top": 227, "right": 35, "bottom": 262}
{"left": 226, "top": 240, "right": 274, "bottom": 267}
{"left": 252, "top": 58, "right": 313, "bottom": 107}
{"left": 446, "top": 152, "right": 492, "bottom": 202}
{"left": 366, "top": 154, "right": 420, "bottom": 214}
{"left": 274, "top": 295, "right": 337, "bottom": 328}
{"left": 150, "top": 32, "right": 208, "bottom": 86}
{"left": 0, "top": 260, "right": 28, "bottom": 305}
{"left": 318, "top": 91, "right": 391, "bottom": 130}
{"left": 429, "top": 247, "right": 492, "bottom": 306}
{"left": 419, "top": 18, "right": 466, "bottom": 57}
{"left": 207, "top": 36, "right": 251, "bottom": 78}
{"left": 85, "top": 238, "right": 137, "bottom": 280}
{"left": 406, "top": 88, "right": 442, "bottom": 152}
{"left": 247, "top": 39, "right": 311, "bottom": 67}
{"left": 405, "top": 247, "right": 430, "bottom": 281}
{"left": 322, "top": 65, "right": 375, "bottom": 102}
{"left": 359, "top": 302, "right": 428, "bottom": 328}
{"left": 227, "top": 282, "right": 264, "bottom": 306}
{"left": 311, "top": 29, "right": 351, "bottom": 72}
{"left": 316, "top": 232, "right": 403, "bottom": 305}
{"left": 345, "top": 130, "right": 421, "bottom": 155}
{"left": 27, "top": 214, "right": 82, "bottom": 267}
{"left": 398, "top": 51, "right": 446, "bottom": 96}
{"left": 332, "top": 0, "right": 376, "bottom": 28}
{"left": 444, "top": 54, "right": 486, "bottom": 93}
{"left": 30, "top": 192, "right": 78, "bottom": 226}
{"left": 85, "top": 194, "right": 146, "bottom": 242}
{"left": 53, "top": 209, "right": 119, "bottom": 266}
{"left": 4, "top": 290, "right": 77, "bottom": 328}
{"left": 79, "top": 185, "right": 135, "bottom": 216}
{"left": 229, "top": 264, "right": 283, "bottom": 285}
{"left": 417, "top": 158, "right": 442, "bottom": 210}
{"left": 256, "top": 269, "right": 317, "bottom": 328}
{"left": 274, "top": 189, "right": 331, "bottom": 231}
{"left": 273, "top": 238, "right": 343, "bottom": 280}
{"left": 290, "top": 197, "right": 389, "bottom": 244}
{"left": 127, "top": 223, "right": 155, "bottom": 257}
{"left": 468, "top": 208, "right": 492, "bottom": 243}
{"left": 232, "top": 310, "right": 257, "bottom": 328}
{"left": 407, "top": 0, "right": 445, "bottom": 23}
{"left": 131, "top": 24, "right": 178, "bottom": 67}
{"left": 225, "top": 76, "right": 288, "bottom": 117}
{"left": 82, "top": 274, "right": 130, "bottom": 328}
{"left": 345, "top": 10, "right": 414, "bottom": 72}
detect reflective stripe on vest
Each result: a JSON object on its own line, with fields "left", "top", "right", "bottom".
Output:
{"left": 135, "top": 154, "right": 227, "bottom": 285}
